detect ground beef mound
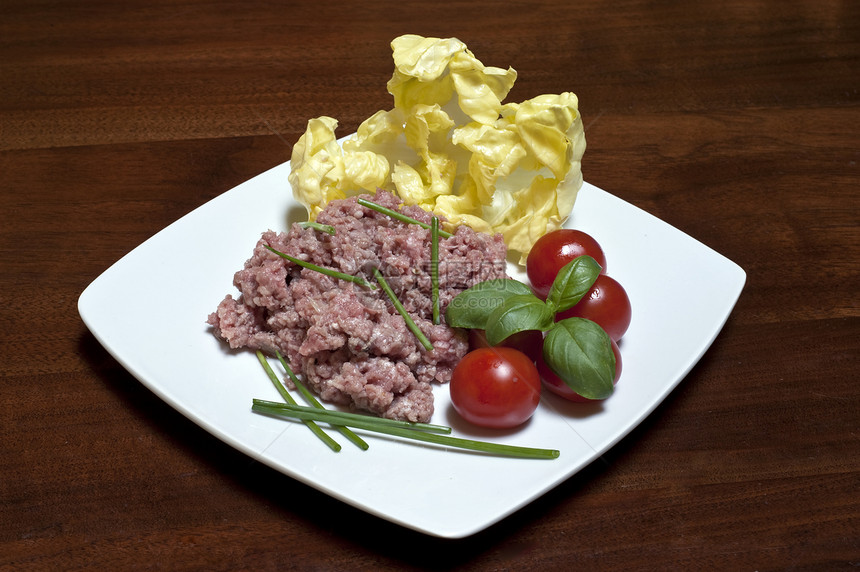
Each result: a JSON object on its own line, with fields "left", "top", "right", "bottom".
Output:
{"left": 208, "top": 189, "right": 508, "bottom": 422}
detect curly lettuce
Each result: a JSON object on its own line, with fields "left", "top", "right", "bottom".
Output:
{"left": 289, "top": 34, "right": 586, "bottom": 264}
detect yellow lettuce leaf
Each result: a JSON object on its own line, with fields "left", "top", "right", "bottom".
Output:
{"left": 288, "top": 35, "right": 585, "bottom": 263}
{"left": 289, "top": 116, "right": 389, "bottom": 220}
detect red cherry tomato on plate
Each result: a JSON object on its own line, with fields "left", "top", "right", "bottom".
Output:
{"left": 556, "top": 274, "right": 631, "bottom": 342}
{"left": 526, "top": 229, "right": 607, "bottom": 299}
{"left": 468, "top": 328, "right": 544, "bottom": 363}
{"left": 450, "top": 347, "right": 542, "bottom": 429}
{"left": 538, "top": 339, "right": 622, "bottom": 402}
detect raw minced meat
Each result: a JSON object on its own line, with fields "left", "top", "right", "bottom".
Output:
{"left": 207, "top": 189, "right": 509, "bottom": 422}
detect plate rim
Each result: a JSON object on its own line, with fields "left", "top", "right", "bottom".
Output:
{"left": 78, "top": 158, "right": 746, "bottom": 539}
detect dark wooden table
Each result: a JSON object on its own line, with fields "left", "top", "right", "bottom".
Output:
{"left": 2, "top": 1, "right": 857, "bottom": 569}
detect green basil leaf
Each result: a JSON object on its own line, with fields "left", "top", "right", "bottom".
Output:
{"left": 486, "top": 294, "right": 554, "bottom": 346}
{"left": 546, "top": 255, "right": 602, "bottom": 313}
{"left": 543, "top": 318, "right": 615, "bottom": 400}
{"left": 446, "top": 279, "right": 534, "bottom": 329}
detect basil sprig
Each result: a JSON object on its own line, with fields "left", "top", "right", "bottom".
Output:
{"left": 486, "top": 294, "right": 554, "bottom": 346}
{"left": 445, "top": 279, "right": 533, "bottom": 329}
{"left": 546, "top": 255, "right": 603, "bottom": 313}
{"left": 543, "top": 318, "right": 615, "bottom": 400}
{"left": 446, "top": 255, "right": 616, "bottom": 400}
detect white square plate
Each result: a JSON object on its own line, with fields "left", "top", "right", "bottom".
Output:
{"left": 79, "top": 157, "right": 745, "bottom": 538}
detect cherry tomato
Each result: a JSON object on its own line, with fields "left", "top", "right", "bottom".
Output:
{"left": 526, "top": 229, "right": 607, "bottom": 299}
{"left": 538, "top": 339, "right": 622, "bottom": 402}
{"left": 450, "top": 347, "right": 542, "bottom": 429}
{"left": 556, "top": 274, "right": 631, "bottom": 341}
{"left": 468, "top": 328, "right": 544, "bottom": 363}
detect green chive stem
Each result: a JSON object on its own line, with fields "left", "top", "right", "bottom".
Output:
{"left": 255, "top": 351, "right": 341, "bottom": 452}
{"left": 274, "top": 351, "right": 369, "bottom": 451}
{"left": 299, "top": 221, "right": 336, "bottom": 235}
{"left": 253, "top": 400, "right": 452, "bottom": 434}
{"left": 373, "top": 268, "right": 434, "bottom": 352}
{"left": 252, "top": 400, "right": 559, "bottom": 460}
{"left": 357, "top": 198, "right": 453, "bottom": 238}
{"left": 430, "top": 216, "right": 441, "bottom": 325}
{"left": 265, "top": 245, "right": 375, "bottom": 290}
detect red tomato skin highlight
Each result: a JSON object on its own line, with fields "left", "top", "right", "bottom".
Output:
{"left": 526, "top": 229, "right": 607, "bottom": 299}
{"left": 538, "top": 339, "right": 622, "bottom": 402}
{"left": 556, "top": 274, "right": 632, "bottom": 341}
{"left": 449, "top": 347, "right": 542, "bottom": 429}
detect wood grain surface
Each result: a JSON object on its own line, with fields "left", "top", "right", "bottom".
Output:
{"left": 2, "top": 1, "right": 857, "bottom": 570}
